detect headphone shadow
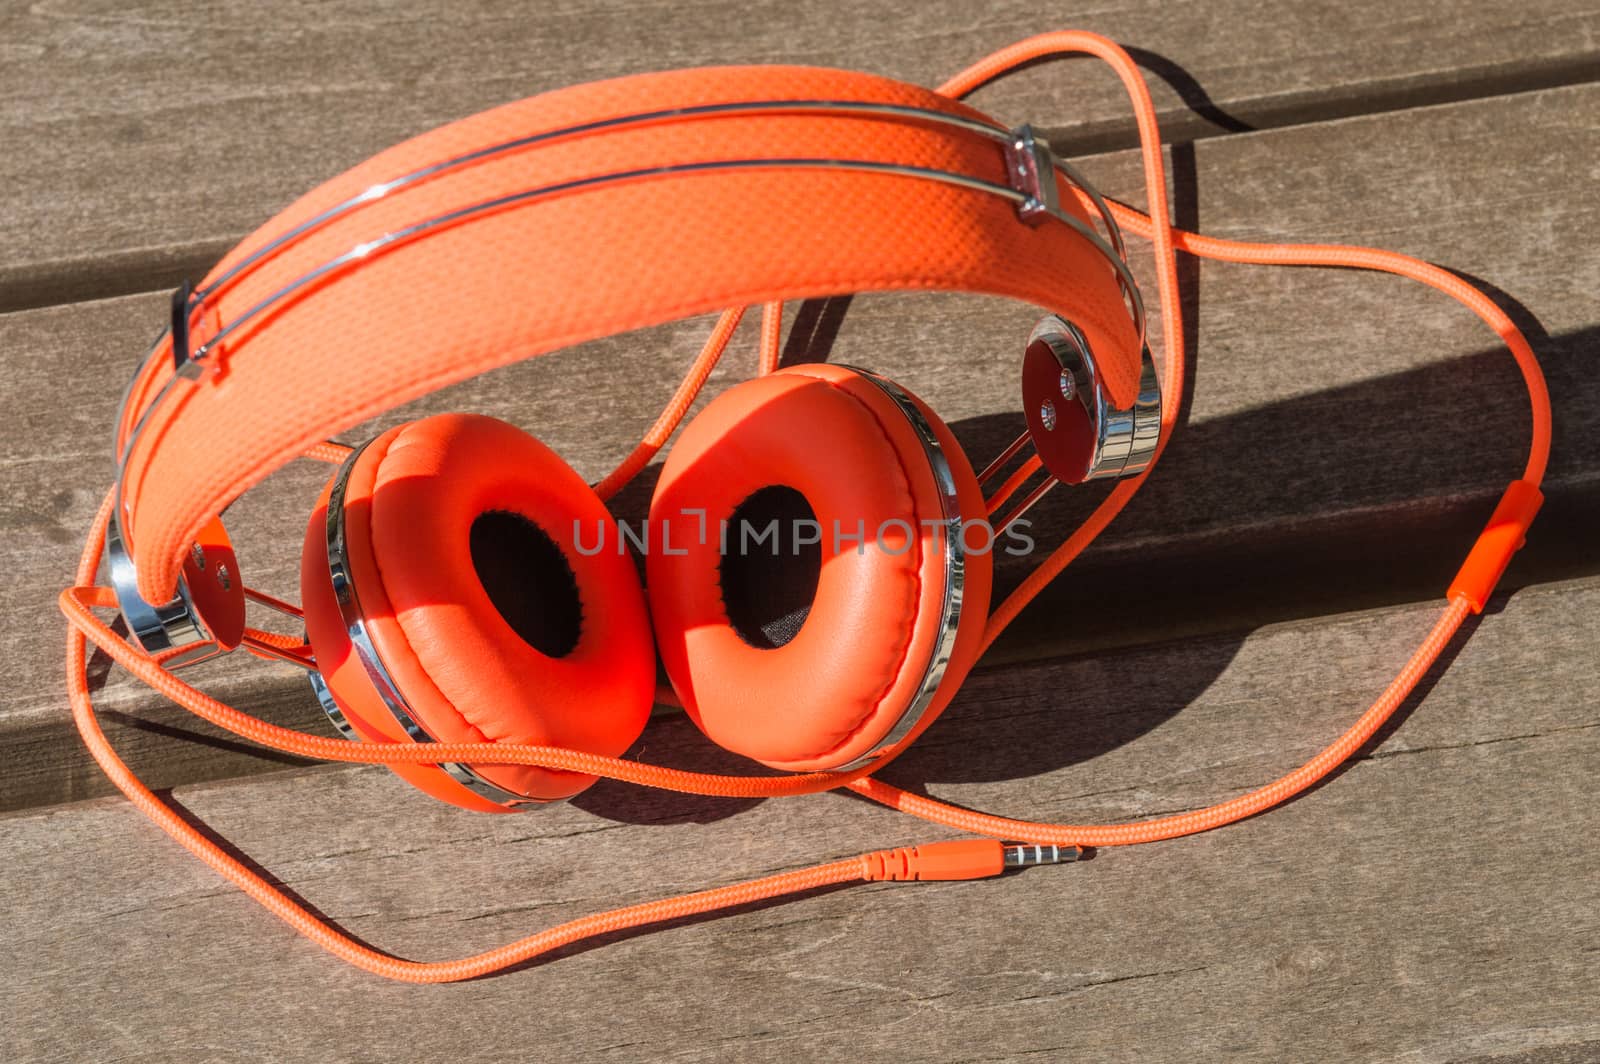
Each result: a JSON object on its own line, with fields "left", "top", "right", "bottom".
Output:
{"left": 575, "top": 41, "right": 1590, "bottom": 827}
{"left": 578, "top": 313, "right": 1588, "bottom": 828}
{"left": 578, "top": 46, "right": 1224, "bottom": 824}
{"left": 576, "top": 132, "right": 1590, "bottom": 820}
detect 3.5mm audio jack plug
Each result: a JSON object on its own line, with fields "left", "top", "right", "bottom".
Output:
{"left": 1003, "top": 843, "right": 1080, "bottom": 868}
{"left": 864, "top": 839, "right": 1082, "bottom": 882}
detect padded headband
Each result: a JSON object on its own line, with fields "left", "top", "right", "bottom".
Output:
{"left": 111, "top": 64, "right": 1143, "bottom": 608}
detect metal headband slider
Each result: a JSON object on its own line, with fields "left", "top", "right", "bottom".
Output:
{"left": 1003, "top": 124, "right": 1059, "bottom": 225}
{"left": 169, "top": 281, "right": 198, "bottom": 377}
{"left": 170, "top": 280, "right": 214, "bottom": 379}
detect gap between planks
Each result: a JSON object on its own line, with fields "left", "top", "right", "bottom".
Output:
{"left": 4, "top": 54, "right": 1599, "bottom": 316}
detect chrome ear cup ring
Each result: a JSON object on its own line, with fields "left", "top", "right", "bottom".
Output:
{"left": 317, "top": 443, "right": 550, "bottom": 810}
{"left": 828, "top": 368, "right": 967, "bottom": 772}
{"left": 308, "top": 668, "right": 360, "bottom": 742}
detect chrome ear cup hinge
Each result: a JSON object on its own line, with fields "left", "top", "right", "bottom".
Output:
{"left": 979, "top": 316, "right": 1163, "bottom": 530}
{"left": 105, "top": 509, "right": 245, "bottom": 668}
{"left": 309, "top": 670, "right": 360, "bottom": 741}
{"left": 1023, "top": 316, "right": 1160, "bottom": 485}
{"left": 107, "top": 506, "right": 317, "bottom": 671}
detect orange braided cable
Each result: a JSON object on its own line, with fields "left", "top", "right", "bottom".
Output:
{"left": 982, "top": 477, "right": 1146, "bottom": 654}
{"left": 64, "top": 495, "right": 1029, "bottom": 984}
{"left": 65, "top": 579, "right": 870, "bottom": 801}
{"left": 69, "top": 642, "right": 868, "bottom": 981}
{"left": 976, "top": 203, "right": 1557, "bottom": 649}
{"left": 847, "top": 31, "right": 1551, "bottom": 847}
{"left": 302, "top": 440, "right": 354, "bottom": 464}
{"left": 240, "top": 626, "right": 309, "bottom": 651}
{"left": 851, "top": 597, "right": 1470, "bottom": 847}
{"left": 758, "top": 301, "right": 784, "bottom": 376}
{"left": 1099, "top": 205, "right": 1552, "bottom": 484}
{"left": 938, "top": 33, "right": 1184, "bottom": 655}
{"left": 983, "top": 453, "right": 1043, "bottom": 516}
{"left": 595, "top": 306, "right": 745, "bottom": 500}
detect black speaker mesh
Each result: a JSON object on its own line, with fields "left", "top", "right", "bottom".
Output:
{"left": 469, "top": 510, "right": 582, "bottom": 658}
{"left": 718, "top": 486, "right": 822, "bottom": 650}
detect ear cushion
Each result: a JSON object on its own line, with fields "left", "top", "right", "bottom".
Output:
{"left": 647, "top": 365, "right": 992, "bottom": 772}
{"left": 301, "top": 413, "right": 655, "bottom": 809}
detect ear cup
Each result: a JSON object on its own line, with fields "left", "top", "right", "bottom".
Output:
{"left": 647, "top": 365, "right": 992, "bottom": 772}
{"left": 301, "top": 413, "right": 655, "bottom": 810}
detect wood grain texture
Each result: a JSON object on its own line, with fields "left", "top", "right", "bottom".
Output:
{"left": 2, "top": 0, "right": 1598, "bottom": 311}
{"left": 8, "top": 3, "right": 1598, "bottom": 1058}
{"left": 6, "top": 81, "right": 1596, "bottom": 810}
{"left": 7, "top": 576, "right": 1598, "bottom": 1063}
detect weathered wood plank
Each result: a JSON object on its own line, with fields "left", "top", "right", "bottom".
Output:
{"left": 6, "top": 82, "right": 1596, "bottom": 810}
{"left": 2, "top": 0, "right": 1598, "bottom": 311}
{"left": 8, "top": 576, "right": 1597, "bottom": 1063}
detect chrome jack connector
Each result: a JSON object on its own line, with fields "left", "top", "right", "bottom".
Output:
{"left": 1003, "top": 843, "right": 1082, "bottom": 868}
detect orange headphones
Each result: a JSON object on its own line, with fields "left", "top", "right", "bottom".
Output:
{"left": 61, "top": 31, "right": 1551, "bottom": 982}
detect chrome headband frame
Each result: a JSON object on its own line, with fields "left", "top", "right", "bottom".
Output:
{"left": 185, "top": 101, "right": 1138, "bottom": 333}
{"left": 319, "top": 442, "right": 550, "bottom": 810}
{"left": 108, "top": 96, "right": 1145, "bottom": 668}
{"left": 830, "top": 368, "right": 967, "bottom": 772}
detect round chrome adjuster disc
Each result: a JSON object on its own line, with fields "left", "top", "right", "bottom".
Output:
{"left": 106, "top": 510, "right": 246, "bottom": 668}
{"left": 1022, "top": 316, "right": 1160, "bottom": 485}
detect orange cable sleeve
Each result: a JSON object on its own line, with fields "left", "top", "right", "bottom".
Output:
{"left": 302, "top": 440, "right": 354, "bottom": 464}
{"left": 240, "top": 626, "right": 308, "bottom": 650}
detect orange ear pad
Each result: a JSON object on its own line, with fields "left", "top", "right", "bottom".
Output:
{"left": 300, "top": 413, "right": 655, "bottom": 810}
{"left": 647, "top": 365, "right": 992, "bottom": 772}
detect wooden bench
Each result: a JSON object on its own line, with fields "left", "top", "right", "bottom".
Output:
{"left": 4, "top": 2, "right": 1596, "bottom": 1060}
